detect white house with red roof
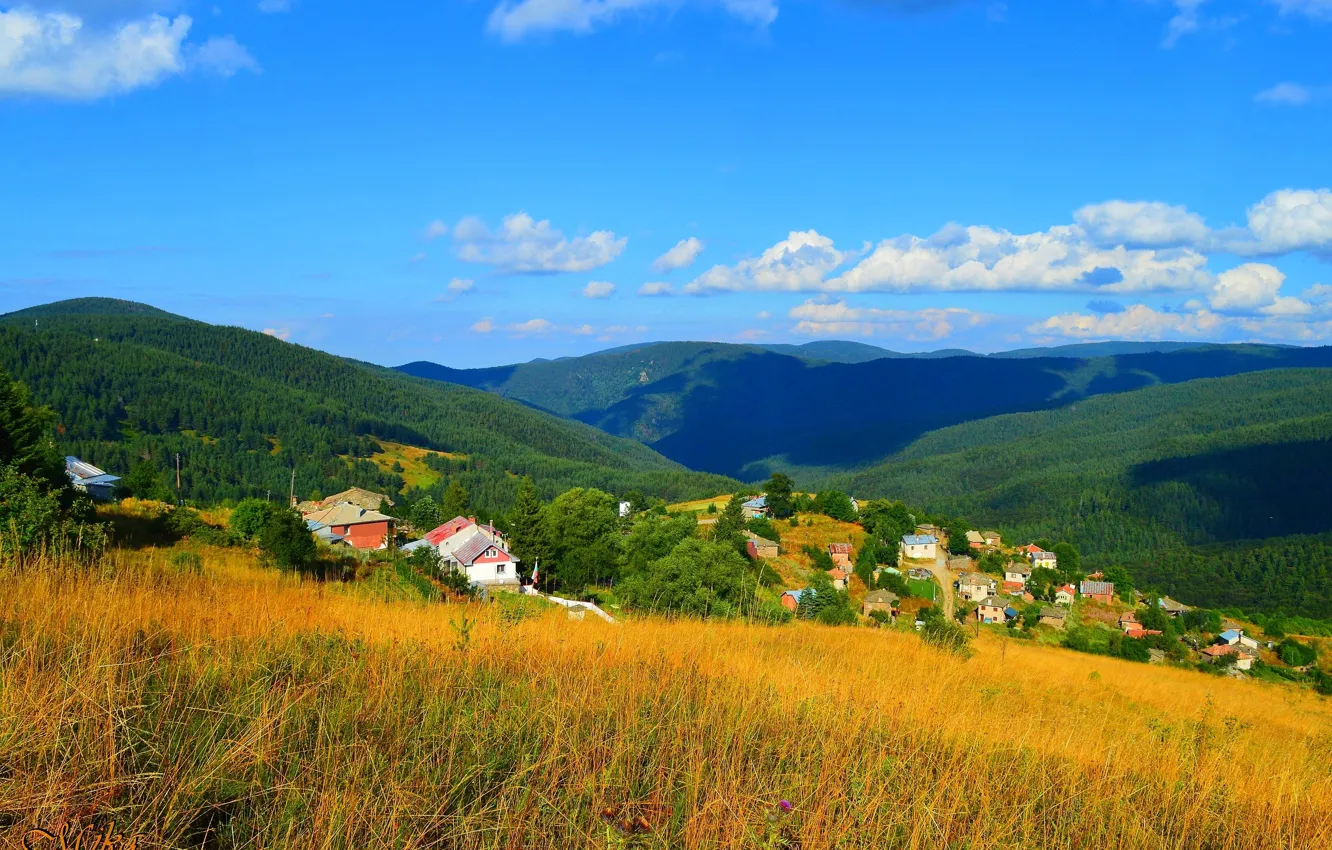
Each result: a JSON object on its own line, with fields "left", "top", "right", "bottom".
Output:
{"left": 420, "top": 516, "right": 521, "bottom": 588}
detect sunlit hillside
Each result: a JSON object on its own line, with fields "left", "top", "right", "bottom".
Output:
{"left": 2, "top": 546, "right": 1330, "bottom": 849}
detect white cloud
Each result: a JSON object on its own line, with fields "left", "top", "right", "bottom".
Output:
{"left": 638, "top": 281, "right": 674, "bottom": 296}
{"left": 1031, "top": 305, "right": 1225, "bottom": 340}
{"left": 454, "top": 212, "right": 626, "bottom": 273}
{"left": 485, "top": 0, "right": 776, "bottom": 43}
{"left": 508, "top": 317, "right": 554, "bottom": 335}
{"left": 470, "top": 317, "right": 495, "bottom": 334}
{"left": 1162, "top": 0, "right": 1206, "bottom": 47}
{"left": 788, "top": 299, "right": 991, "bottom": 341}
{"left": 1074, "top": 200, "right": 1208, "bottom": 248}
{"left": 191, "top": 35, "right": 258, "bottom": 77}
{"left": 262, "top": 327, "right": 291, "bottom": 341}
{"left": 685, "top": 230, "right": 850, "bottom": 294}
{"left": 756, "top": 310, "right": 771, "bottom": 319}
{"left": 582, "top": 280, "right": 615, "bottom": 298}
{"left": 1235, "top": 189, "right": 1332, "bottom": 256}
{"left": 1255, "top": 82, "right": 1325, "bottom": 106}
{"left": 653, "top": 237, "right": 705, "bottom": 272}
{"left": 0, "top": 9, "right": 255, "bottom": 99}
{"left": 1302, "top": 283, "right": 1332, "bottom": 301}
{"left": 1271, "top": 0, "right": 1332, "bottom": 21}
{"left": 1208, "top": 263, "right": 1287, "bottom": 312}
{"left": 826, "top": 224, "right": 1211, "bottom": 295}
{"left": 449, "top": 277, "right": 474, "bottom": 294}
{"left": 573, "top": 323, "right": 595, "bottom": 335}
{"left": 424, "top": 220, "right": 448, "bottom": 241}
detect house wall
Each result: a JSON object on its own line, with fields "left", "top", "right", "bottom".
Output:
{"left": 780, "top": 595, "right": 798, "bottom": 612}
{"left": 463, "top": 555, "right": 520, "bottom": 585}
{"left": 830, "top": 552, "right": 851, "bottom": 568}
{"left": 903, "top": 542, "right": 937, "bottom": 560}
{"left": 334, "top": 520, "right": 393, "bottom": 549}
{"left": 976, "top": 606, "right": 1004, "bottom": 623}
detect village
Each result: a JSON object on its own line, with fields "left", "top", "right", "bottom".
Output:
{"left": 63, "top": 454, "right": 1319, "bottom": 678}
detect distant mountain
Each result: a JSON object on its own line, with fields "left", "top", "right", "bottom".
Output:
{"left": 401, "top": 340, "right": 1332, "bottom": 480}
{"left": 988, "top": 341, "right": 1212, "bottom": 359}
{"left": 823, "top": 368, "right": 1332, "bottom": 617}
{"left": 0, "top": 299, "right": 736, "bottom": 508}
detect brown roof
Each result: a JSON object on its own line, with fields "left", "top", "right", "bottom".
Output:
{"left": 865, "top": 590, "right": 899, "bottom": 604}
{"left": 828, "top": 543, "right": 853, "bottom": 554}
{"left": 304, "top": 502, "right": 395, "bottom": 527}
{"left": 318, "top": 487, "right": 394, "bottom": 510}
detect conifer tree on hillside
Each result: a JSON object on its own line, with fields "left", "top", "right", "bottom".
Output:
{"left": 441, "top": 480, "right": 470, "bottom": 519}
{"left": 763, "top": 472, "right": 795, "bottom": 519}
{"left": 711, "top": 493, "right": 747, "bottom": 554}
{"left": 508, "top": 476, "right": 545, "bottom": 571}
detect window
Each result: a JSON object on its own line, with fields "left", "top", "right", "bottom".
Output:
{"left": 496, "top": 564, "right": 505, "bottom": 574}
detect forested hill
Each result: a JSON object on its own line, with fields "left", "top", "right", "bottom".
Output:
{"left": 826, "top": 368, "right": 1332, "bottom": 617}
{"left": 0, "top": 299, "right": 736, "bottom": 509}
{"left": 404, "top": 340, "right": 1332, "bottom": 479}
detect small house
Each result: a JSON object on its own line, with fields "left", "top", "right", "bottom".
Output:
{"left": 302, "top": 502, "right": 396, "bottom": 550}
{"left": 64, "top": 456, "right": 120, "bottom": 501}
{"left": 1158, "top": 596, "right": 1190, "bottom": 617}
{"left": 1202, "top": 644, "right": 1255, "bottom": 670}
{"left": 440, "top": 530, "right": 521, "bottom": 587}
{"left": 1054, "top": 584, "right": 1077, "bottom": 606}
{"left": 907, "top": 567, "right": 934, "bottom": 581}
{"left": 1124, "top": 627, "right": 1163, "bottom": 639}
{"left": 957, "top": 573, "right": 996, "bottom": 603}
{"left": 742, "top": 495, "right": 769, "bottom": 519}
{"left": 1218, "top": 628, "right": 1260, "bottom": 650}
{"left": 1028, "top": 550, "right": 1058, "bottom": 570}
{"left": 947, "top": 555, "right": 974, "bottom": 572}
{"left": 1004, "top": 563, "right": 1032, "bottom": 586}
{"left": 983, "top": 531, "right": 1002, "bottom": 548}
{"left": 1004, "top": 605, "right": 1020, "bottom": 621}
{"left": 745, "top": 533, "right": 779, "bottom": 560}
{"left": 1038, "top": 607, "right": 1067, "bottom": 629}
{"left": 829, "top": 567, "right": 849, "bottom": 590}
{"left": 901, "top": 534, "right": 938, "bottom": 561}
{"left": 965, "top": 530, "right": 984, "bottom": 549}
{"left": 618, "top": 500, "right": 633, "bottom": 518}
{"left": 1018, "top": 543, "right": 1043, "bottom": 555}
{"left": 315, "top": 487, "right": 393, "bottom": 511}
{"left": 1080, "top": 580, "right": 1116, "bottom": 604}
{"left": 1118, "top": 611, "right": 1139, "bottom": 632}
{"left": 306, "top": 519, "right": 348, "bottom": 547}
{"left": 863, "top": 589, "right": 899, "bottom": 618}
{"left": 780, "top": 588, "right": 808, "bottom": 613}
{"left": 976, "top": 596, "right": 1007, "bottom": 624}
{"left": 827, "top": 542, "right": 853, "bottom": 568}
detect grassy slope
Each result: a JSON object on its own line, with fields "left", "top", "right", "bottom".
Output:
{"left": 2, "top": 546, "right": 1329, "bottom": 849}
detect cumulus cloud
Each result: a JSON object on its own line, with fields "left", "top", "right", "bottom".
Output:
{"left": 1032, "top": 305, "right": 1224, "bottom": 341}
{"left": 1271, "top": 0, "right": 1332, "bottom": 20}
{"left": 653, "top": 237, "right": 705, "bottom": 272}
{"left": 1208, "top": 263, "right": 1288, "bottom": 312}
{"left": 508, "top": 317, "right": 554, "bottom": 335}
{"left": 423, "top": 220, "right": 448, "bottom": 241}
{"left": 453, "top": 212, "right": 625, "bottom": 273}
{"left": 1074, "top": 200, "right": 1208, "bottom": 249}
{"left": 685, "top": 230, "right": 851, "bottom": 294}
{"left": 0, "top": 8, "right": 255, "bottom": 99}
{"left": 262, "top": 327, "right": 291, "bottom": 341}
{"left": 1232, "top": 189, "right": 1332, "bottom": 256}
{"left": 582, "top": 280, "right": 615, "bottom": 298}
{"left": 449, "top": 277, "right": 474, "bottom": 294}
{"left": 788, "top": 299, "right": 991, "bottom": 340}
{"left": 486, "top": 0, "right": 777, "bottom": 43}
{"left": 638, "top": 281, "right": 674, "bottom": 296}
{"left": 470, "top": 317, "right": 495, "bottom": 333}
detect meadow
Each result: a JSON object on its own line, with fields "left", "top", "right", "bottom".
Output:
{"left": 1, "top": 546, "right": 1331, "bottom": 849}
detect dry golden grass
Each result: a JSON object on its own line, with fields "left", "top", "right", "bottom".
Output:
{"left": 347, "top": 438, "right": 467, "bottom": 493}
{"left": 2, "top": 546, "right": 1331, "bottom": 849}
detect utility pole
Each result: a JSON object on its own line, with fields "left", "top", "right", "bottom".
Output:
{"left": 289, "top": 467, "right": 296, "bottom": 507}
{"left": 175, "top": 453, "right": 181, "bottom": 493}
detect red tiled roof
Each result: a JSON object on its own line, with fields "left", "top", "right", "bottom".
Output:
{"left": 425, "top": 516, "right": 475, "bottom": 545}
{"left": 829, "top": 568, "right": 848, "bottom": 580}
{"left": 827, "top": 543, "right": 852, "bottom": 554}
{"left": 1124, "top": 628, "right": 1162, "bottom": 639}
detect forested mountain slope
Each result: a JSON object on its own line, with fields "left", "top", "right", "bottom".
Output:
{"left": 0, "top": 299, "right": 736, "bottom": 508}
{"left": 401, "top": 339, "right": 1332, "bottom": 479}
{"left": 827, "top": 369, "right": 1332, "bottom": 616}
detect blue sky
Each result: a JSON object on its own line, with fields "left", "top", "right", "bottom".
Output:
{"left": 2, "top": 0, "right": 1331, "bottom": 367}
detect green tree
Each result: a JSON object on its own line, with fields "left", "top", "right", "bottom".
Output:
{"left": 618, "top": 537, "right": 754, "bottom": 619}
{"left": 745, "top": 516, "right": 782, "bottom": 545}
{"left": 259, "top": 507, "right": 317, "bottom": 570}
{"left": 1051, "top": 542, "right": 1082, "bottom": 578}
{"left": 507, "top": 476, "right": 545, "bottom": 572}
{"left": 539, "top": 487, "right": 620, "bottom": 590}
{"left": 1102, "top": 564, "right": 1135, "bottom": 602}
{"left": 813, "top": 490, "right": 856, "bottom": 522}
{"left": 230, "top": 497, "right": 278, "bottom": 540}
{"left": 711, "top": 493, "right": 747, "bottom": 553}
{"left": 124, "top": 460, "right": 168, "bottom": 501}
{"left": 410, "top": 495, "right": 443, "bottom": 532}
{"left": 1137, "top": 598, "right": 1173, "bottom": 634}
{"left": 623, "top": 489, "right": 646, "bottom": 515}
{"left": 764, "top": 472, "right": 795, "bottom": 519}
{"left": 947, "top": 526, "right": 972, "bottom": 557}
{"left": 441, "top": 480, "right": 470, "bottom": 519}
{"left": 1277, "top": 638, "right": 1317, "bottom": 667}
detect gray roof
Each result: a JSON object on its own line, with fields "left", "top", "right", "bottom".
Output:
{"left": 1081, "top": 580, "right": 1116, "bottom": 596}
{"left": 902, "top": 534, "right": 938, "bottom": 545}
{"left": 65, "top": 456, "right": 120, "bottom": 486}
{"left": 1040, "top": 606, "right": 1066, "bottom": 619}
{"left": 979, "top": 596, "right": 1005, "bottom": 607}
{"left": 865, "top": 590, "right": 899, "bottom": 604}
{"left": 447, "top": 530, "right": 517, "bottom": 566}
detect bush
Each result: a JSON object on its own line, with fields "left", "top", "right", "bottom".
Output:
{"left": 230, "top": 498, "right": 278, "bottom": 540}
{"left": 1278, "top": 638, "right": 1318, "bottom": 667}
{"left": 259, "top": 508, "right": 317, "bottom": 570}
{"left": 868, "top": 610, "right": 893, "bottom": 627}
{"left": 921, "top": 618, "right": 972, "bottom": 656}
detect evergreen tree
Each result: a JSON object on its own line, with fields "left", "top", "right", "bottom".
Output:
{"left": 508, "top": 475, "right": 545, "bottom": 572}
{"left": 410, "top": 495, "right": 443, "bottom": 532}
{"left": 441, "top": 480, "right": 470, "bottom": 518}
{"left": 764, "top": 472, "right": 795, "bottom": 518}
{"left": 711, "top": 493, "right": 747, "bottom": 553}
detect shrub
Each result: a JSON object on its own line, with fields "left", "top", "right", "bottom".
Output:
{"left": 922, "top": 618, "right": 972, "bottom": 656}
{"left": 168, "top": 550, "right": 203, "bottom": 574}
{"left": 259, "top": 508, "right": 317, "bottom": 571}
